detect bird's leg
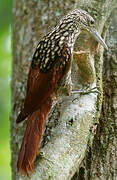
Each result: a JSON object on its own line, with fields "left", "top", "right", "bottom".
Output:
{"left": 64, "top": 69, "right": 73, "bottom": 95}
{"left": 60, "top": 69, "right": 73, "bottom": 96}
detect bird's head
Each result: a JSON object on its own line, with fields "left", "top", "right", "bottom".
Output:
{"left": 63, "top": 9, "right": 108, "bottom": 50}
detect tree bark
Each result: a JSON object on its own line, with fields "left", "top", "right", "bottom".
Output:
{"left": 72, "top": 8, "right": 117, "bottom": 180}
{"left": 11, "top": 1, "right": 117, "bottom": 180}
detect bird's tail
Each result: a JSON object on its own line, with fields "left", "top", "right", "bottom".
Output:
{"left": 17, "top": 99, "right": 51, "bottom": 177}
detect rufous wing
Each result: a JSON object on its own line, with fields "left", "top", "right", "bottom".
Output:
{"left": 17, "top": 43, "right": 72, "bottom": 122}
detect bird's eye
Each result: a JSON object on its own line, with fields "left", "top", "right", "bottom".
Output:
{"left": 90, "top": 20, "right": 94, "bottom": 25}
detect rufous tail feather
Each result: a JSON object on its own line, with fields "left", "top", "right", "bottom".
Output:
{"left": 17, "top": 99, "right": 51, "bottom": 177}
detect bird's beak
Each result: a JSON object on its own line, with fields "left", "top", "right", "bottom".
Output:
{"left": 90, "top": 29, "right": 108, "bottom": 50}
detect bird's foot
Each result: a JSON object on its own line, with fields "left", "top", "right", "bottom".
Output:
{"left": 72, "top": 87, "right": 100, "bottom": 96}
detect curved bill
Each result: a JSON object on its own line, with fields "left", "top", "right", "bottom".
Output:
{"left": 90, "top": 29, "right": 108, "bottom": 50}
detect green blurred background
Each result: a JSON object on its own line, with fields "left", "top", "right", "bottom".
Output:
{"left": 0, "top": 0, "right": 12, "bottom": 179}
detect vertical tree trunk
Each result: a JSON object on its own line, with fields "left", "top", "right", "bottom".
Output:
{"left": 11, "top": 1, "right": 116, "bottom": 179}
{"left": 89, "top": 8, "right": 117, "bottom": 179}
{"left": 72, "top": 8, "right": 117, "bottom": 180}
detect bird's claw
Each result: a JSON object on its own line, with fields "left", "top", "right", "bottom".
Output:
{"left": 72, "top": 87, "right": 100, "bottom": 102}
{"left": 72, "top": 87, "right": 100, "bottom": 95}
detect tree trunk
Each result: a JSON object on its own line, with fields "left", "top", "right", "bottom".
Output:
{"left": 11, "top": 1, "right": 117, "bottom": 180}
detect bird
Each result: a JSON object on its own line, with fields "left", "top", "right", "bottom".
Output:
{"left": 16, "top": 9, "right": 108, "bottom": 176}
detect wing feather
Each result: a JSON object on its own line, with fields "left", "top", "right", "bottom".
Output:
{"left": 21, "top": 43, "right": 72, "bottom": 118}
